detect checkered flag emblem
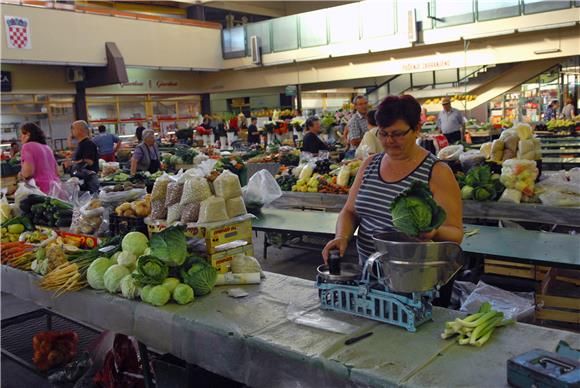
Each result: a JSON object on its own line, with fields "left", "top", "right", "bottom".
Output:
{"left": 5, "top": 16, "right": 31, "bottom": 49}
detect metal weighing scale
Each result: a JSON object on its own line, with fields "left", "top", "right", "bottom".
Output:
{"left": 316, "top": 232, "right": 463, "bottom": 332}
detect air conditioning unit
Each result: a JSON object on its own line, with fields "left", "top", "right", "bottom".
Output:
{"left": 250, "top": 35, "right": 261, "bottom": 65}
{"left": 66, "top": 67, "right": 85, "bottom": 83}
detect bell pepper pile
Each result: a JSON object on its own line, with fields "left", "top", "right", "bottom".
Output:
{"left": 33, "top": 331, "right": 78, "bottom": 372}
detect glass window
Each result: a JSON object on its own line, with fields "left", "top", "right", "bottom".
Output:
{"left": 435, "top": 68, "right": 458, "bottom": 84}
{"left": 398, "top": 0, "right": 432, "bottom": 31}
{"left": 153, "top": 101, "right": 177, "bottom": 117}
{"left": 299, "top": 10, "right": 327, "bottom": 48}
{"left": 328, "top": 3, "right": 360, "bottom": 43}
{"left": 177, "top": 100, "right": 200, "bottom": 118}
{"left": 272, "top": 16, "right": 298, "bottom": 52}
{"left": 361, "top": 1, "right": 396, "bottom": 38}
{"left": 390, "top": 74, "right": 411, "bottom": 95}
{"left": 246, "top": 21, "right": 271, "bottom": 54}
{"left": 222, "top": 26, "right": 246, "bottom": 59}
{"left": 477, "top": 0, "right": 520, "bottom": 21}
{"left": 434, "top": 0, "right": 474, "bottom": 27}
{"left": 412, "top": 71, "right": 434, "bottom": 86}
{"left": 523, "top": 0, "right": 572, "bottom": 14}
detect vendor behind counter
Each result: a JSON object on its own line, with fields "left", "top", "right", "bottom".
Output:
{"left": 130, "top": 129, "right": 161, "bottom": 175}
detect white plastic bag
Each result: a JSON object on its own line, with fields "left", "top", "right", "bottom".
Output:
{"left": 14, "top": 180, "right": 44, "bottom": 216}
{"left": 49, "top": 178, "right": 81, "bottom": 203}
{"left": 226, "top": 196, "right": 247, "bottom": 218}
{"left": 539, "top": 191, "right": 580, "bottom": 207}
{"left": 437, "top": 145, "right": 464, "bottom": 161}
{"left": 460, "top": 281, "right": 535, "bottom": 322}
{"left": 242, "top": 169, "right": 282, "bottom": 207}
{"left": 498, "top": 188, "right": 522, "bottom": 204}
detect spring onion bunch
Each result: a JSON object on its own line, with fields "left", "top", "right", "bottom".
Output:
{"left": 441, "top": 302, "right": 514, "bottom": 347}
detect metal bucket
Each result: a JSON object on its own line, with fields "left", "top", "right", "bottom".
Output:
{"left": 368, "top": 232, "right": 463, "bottom": 293}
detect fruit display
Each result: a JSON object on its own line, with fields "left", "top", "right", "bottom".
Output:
{"left": 546, "top": 119, "right": 575, "bottom": 133}
{"left": 1, "top": 216, "right": 34, "bottom": 242}
{"left": 276, "top": 175, "right": 298, "bottom": 192}
{"left": 424, "top": 95, "right": 477, "bottom": 105}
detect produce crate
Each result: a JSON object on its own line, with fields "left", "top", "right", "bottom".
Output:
{"left": 146, "top": 217, "right": 253, "bottom": 254}
{"left": 206, "top": 244, "right": 254, "bottom": 273}
{"left": 109, "top": 214, "right": 148, "bottom": 236}
{"left": 484, "top": 259, "right": 580, "bottom": 325}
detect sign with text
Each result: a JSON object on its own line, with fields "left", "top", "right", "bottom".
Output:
{"left": 402, "top": 59, "right": 452, "bottom": 72}
{"left": 1, "top": 71, "right": 11, "bottom": 92}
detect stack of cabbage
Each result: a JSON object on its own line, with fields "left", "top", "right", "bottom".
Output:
{"left": 86, "top": 227, "right": 217, "bottom": 307}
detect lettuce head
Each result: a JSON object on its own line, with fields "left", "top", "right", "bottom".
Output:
{"left": 391, "top": 181, "right": 446, "bottom": 237}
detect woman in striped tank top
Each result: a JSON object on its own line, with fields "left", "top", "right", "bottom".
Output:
{"left": 323, "top": 95, "right": 463, "bottom": 265}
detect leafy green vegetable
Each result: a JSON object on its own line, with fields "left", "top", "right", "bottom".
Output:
{"left": 461, "top": 186, "right": 474, "bottom": 200}
{"left": 103, "top": 264, "right": 131, "bottom": 293}
{"left": 391, "top": 181, "right": 446, "bottom": 237}
{"left": 117, "top": 251, "right": 137, "bottom": 269}
{"left": 148, "top": 285, "right": 171, "bottom": 306}
{"left": 161, "top": 277, "right": 180, "bottom": 293}
{"left": 133, "top": 255, "right": 169, "bottom": 285}
{"left": 173, "top": 284, "right": 195, "bottom": 305}
{"left": 465, "top": 165, "right": 491, "bottom": 187}
{"left": 473, "top": 184, "right": 495, "bottom": 201}
{"left": 87, "top": 257, "right": 115, "bottom": 290}
{"left": 180, "top": 258, "right": 217, "bottom": 296}
{"left": 122, "top": 231, "right": 149, "bottom": 257}
{"left": 140, "top": 285, "right": 153, "bottom": 303}
{"left": 150, "top": 225, "right": 187, "bottom": 267}
{"left": 120, "top": 275, "right": 139, "bottom": 299}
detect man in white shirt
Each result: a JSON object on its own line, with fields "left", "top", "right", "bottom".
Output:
{"left": 436, "top": 97, "right": 465, "bottom": 144}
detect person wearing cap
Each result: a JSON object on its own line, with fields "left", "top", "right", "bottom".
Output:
{"left": 301, "top": 116, "right": 329, "bottom": 155}
{"left": 436, "top": 97, "right": 465, "bottom": 144}
{"left": 131, "top": 129, "right": 161, "bottom": 175}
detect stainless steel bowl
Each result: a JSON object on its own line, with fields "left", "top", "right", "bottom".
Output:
{"left": 368, "top": 232, "right": 463, "bottom": 293}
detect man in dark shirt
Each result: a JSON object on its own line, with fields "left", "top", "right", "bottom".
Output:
{"left": 71, "top": 120, "right": 99, "bottom": 172}
{"left": 301, "top": 117, "right": 329, "bottom": 154}
{"left": 247, "top": 117, "right": 260, "bottom": 144}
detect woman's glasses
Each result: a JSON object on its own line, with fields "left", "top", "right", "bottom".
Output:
{"left": 377, "top": 127, "right": 413, "bottom": 141}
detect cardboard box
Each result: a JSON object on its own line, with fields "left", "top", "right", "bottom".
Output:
{"left": 206, "top": 244, "right": 254, "bottom": 273}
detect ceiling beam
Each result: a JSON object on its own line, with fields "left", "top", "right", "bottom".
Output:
{"left": 199, "top": 1, "right": 286, "bottom": 17}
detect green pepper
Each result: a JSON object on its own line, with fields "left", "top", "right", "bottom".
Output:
{"left": 2, "top": 216, "right": 33, "bottom": 230}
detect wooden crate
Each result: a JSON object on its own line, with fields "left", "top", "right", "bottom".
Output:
{"left": 484, "top": 258, "right": 580, "bottom": 325}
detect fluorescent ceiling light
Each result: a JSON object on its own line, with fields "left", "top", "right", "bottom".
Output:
{"left": 534, "top": 48, "right": 562, "bottom": 55}
{"left": 463, "top": 29, "right": 515, "bottom": 40}
{"left": 518, "top": 21, "right": 577, "bottom": 33}
{"left": 262, "top": 59, "right": 295, "bottom": 67}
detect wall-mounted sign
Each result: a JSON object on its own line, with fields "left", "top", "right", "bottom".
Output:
{"left": 120, "top": 79, "right": 179, "bottom": 89}
{"left": 402, "top": 59, "right": 452, "bottom": 72}
{"left": 285, "top": 85, "right": 297, "bottom": 96}
{"left": 1, "top": 71, "right": 12, "bottom": 92}
{"left": 4, "top": 16, "right": 31, "bottom": 49}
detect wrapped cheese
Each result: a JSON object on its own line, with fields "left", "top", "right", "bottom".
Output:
{"left": 517, "top": 139, "right": 536, "bottom": 160}
{"left": 480, "top": 142, "right": 493, "bottom": 159}
{"left": 515, "top": 123, "right": 533, "bottom": 140}
{"left": 226, "top": 196, "right": 247, "bottom": 218}
{"left": 490, "top": 140, "right": 504, "bottom": 162}
{"left": 198, "top": 196, "right": 228, "bottom": 223}
{"left": 503, "top": 135, "right": 518, "bottom": 153}
{"left": 213, "top": 170, "right": 242, "bottom": 200}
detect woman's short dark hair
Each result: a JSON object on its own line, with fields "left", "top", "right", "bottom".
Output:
{"left": 375, "top": 95, "right": 421, "bottom": 130}
{"left": 20, "top": 122, "right": 47, "bottom": 145}
{"left": 305, "top": 116, "right": 319, "bottom": 129}
{"left": 98, "top": 125, "right": 106, "bottom": 132}
{"left": 367, "top": 109, "right": 378, "bottom": 127}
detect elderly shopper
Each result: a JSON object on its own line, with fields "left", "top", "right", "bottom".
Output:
{"left": 130, "top": 129, "right": 161, "bottom": 175}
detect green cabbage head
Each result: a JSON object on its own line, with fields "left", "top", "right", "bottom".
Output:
{"left": 391, "top": 181, "right": 446, "bottom": 237}
{"left": 173, "top": 284, "right": 195, "bottom": 305}
{"left": 87, "top": 257, "right": 115, "bottom": 290}
{"left": 104, "top": 264, "right": 131, "bottom": 293}
{"left": 148, "top": 285, "right": 171, "bottom": 306}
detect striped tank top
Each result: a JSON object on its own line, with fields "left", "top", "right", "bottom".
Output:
{"left": 354, "top": 152, "right": 439, "bottom": 263}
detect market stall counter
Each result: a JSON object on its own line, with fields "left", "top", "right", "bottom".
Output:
{"left": 2, "top": 265, "right": 577, "bottom": 388}
{"left": 253, "top": 209, "right": 580, "bottom": 269}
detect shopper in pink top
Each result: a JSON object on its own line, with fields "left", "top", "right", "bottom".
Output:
{"left": 19, "top": 123, "right": 60, "bottom": 194}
